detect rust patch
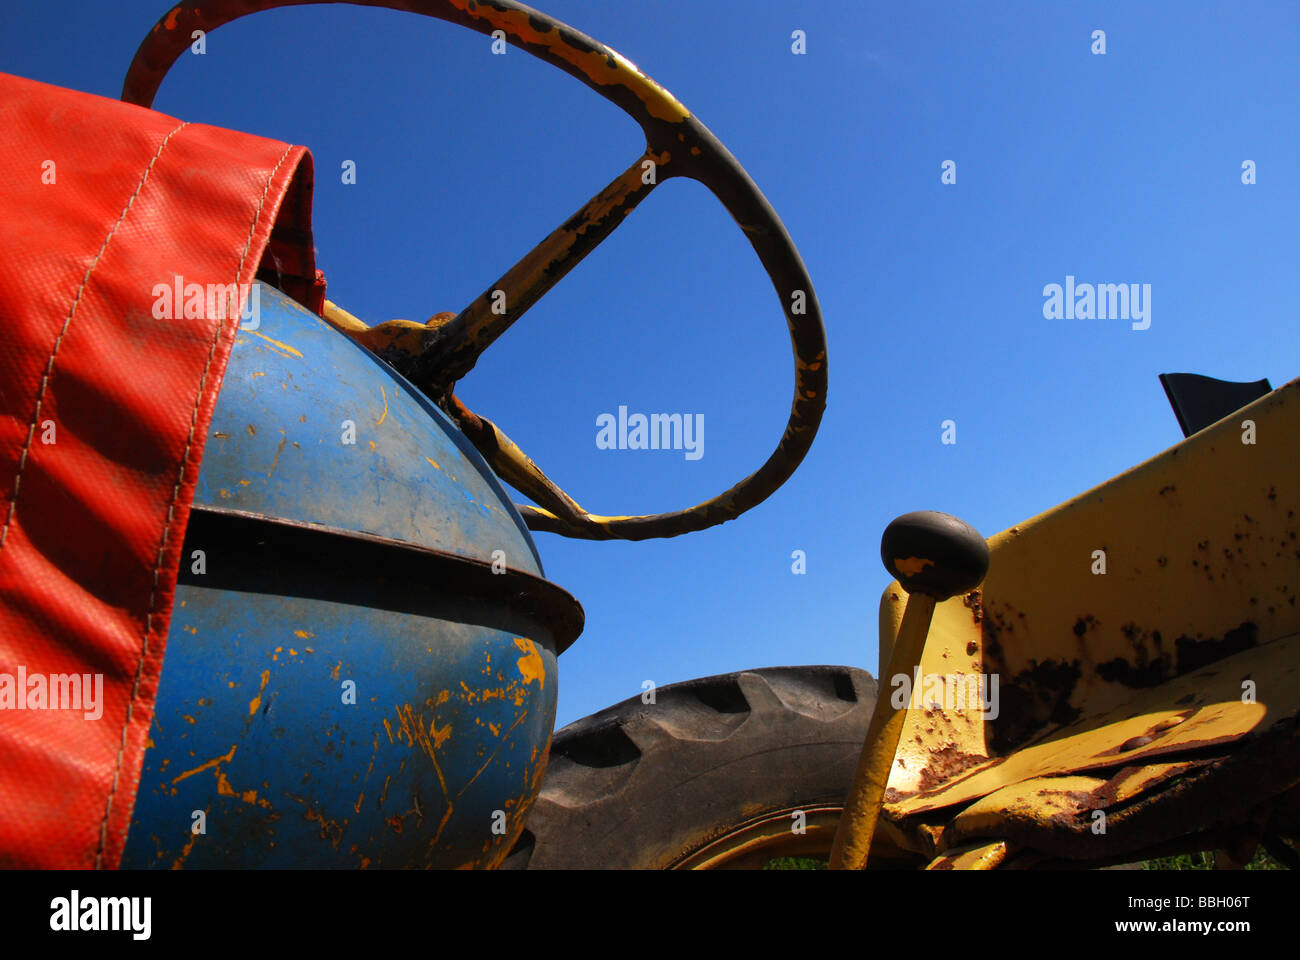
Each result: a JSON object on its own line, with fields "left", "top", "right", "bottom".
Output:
{"left": 981, "top": 601, "right": 1082, "bottom": 753}
{"left": 1095, "top": 621, "right": 1257, "bottom": 688}
{"left": 1072, "top": 615, "right": 1095, "bottom": 638}
{"left": 985, "top": 609, "right": 1261, "bottom": 755}
{"left": 1176, "top": 622, "right": 1257, "bottom": 674}
{"left": 1088, "top": 760, "right": 1217, "bottom": 809}
{"left": 916, "top": 743, "right": 988, "bottom": 792}
{"left": 994, "top": 658, "right": 1082, "bottom": 754}
{"left": 1096, "top": 623, "right": 1172, "bottom": 688}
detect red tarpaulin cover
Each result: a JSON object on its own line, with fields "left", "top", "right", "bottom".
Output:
{"left": 0, "top": 71, "right": 318, "bottom": 868}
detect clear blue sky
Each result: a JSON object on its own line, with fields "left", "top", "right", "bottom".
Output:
{"left": 5, "top": 1, "right": 1297, "bottom": 726}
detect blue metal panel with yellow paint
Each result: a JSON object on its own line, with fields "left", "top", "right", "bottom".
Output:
{"left": 122, "top": 284, "right": 579, "bottom": 868}
{"left": 193, "top": 283, "right": 542, "bottom": 574}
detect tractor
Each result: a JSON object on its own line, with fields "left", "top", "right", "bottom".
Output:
{"left": 0, "top": 0, "right": 1295, "bottom": 871}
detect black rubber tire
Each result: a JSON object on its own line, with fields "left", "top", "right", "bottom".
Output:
{"left": 502, "top": 665, "right": 877, "bottom": 869}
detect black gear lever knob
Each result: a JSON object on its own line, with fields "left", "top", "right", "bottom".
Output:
{"left": 881, "top": 510, "right": 989, "bottom": 600}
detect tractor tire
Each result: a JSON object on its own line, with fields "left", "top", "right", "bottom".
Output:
{"left": 502, "top": 665, "right": 888, "bottom": 869}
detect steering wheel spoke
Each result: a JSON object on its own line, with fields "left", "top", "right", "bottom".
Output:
{"left": 402, "top": 147, "right": 664, "bottom": 395}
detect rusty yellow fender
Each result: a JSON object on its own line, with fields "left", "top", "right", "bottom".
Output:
{"left": 873, "top": 377, "right": 1300, "bottom": 865}
{"left": 925, "top": 839, "right": 1011, "bottom": 870}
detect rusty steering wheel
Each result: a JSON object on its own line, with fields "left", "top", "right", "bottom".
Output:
{"left": 122, "top": 0, "right": 827, "bottom": 541}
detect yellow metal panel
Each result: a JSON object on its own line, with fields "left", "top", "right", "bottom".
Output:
{"left": 879, "top": 378, "right": 1300, "bottom": 808}
{"left": 925, "top": 839, "right": 1009, "bottom": 870}
{"left": 889, "top": 630, "right": 1297, "bottom": 817}
{"left": 945, "top": 763, "right": 1210, "bottom": 850}
{"left": 878, "top": 585, "right": 991, "bottom": 798}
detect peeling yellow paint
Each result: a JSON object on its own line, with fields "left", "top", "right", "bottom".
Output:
{"left": 216, "top": 770, "right": 267, "bottom": 807}
{"left": 894, "top": 556, "right": 935, "bottom": 577}
{"left": 432, "top": 722, "right": 452, "bottom": 750}
{"left": 514, "top": 637, "right": 545, "bottom": 687}
{"left": 288, "top": 794, "right": 346, "bottom": 849}
{"left": 171, "top": 744, "right": 237, "bottom": 786}
{"left": 249, "top": 330, "right": 303, "bottom": 358}
{"left": 267, "top": 435, "right": 287, "bottom": 477}
{"left": 171, "top": 808, "right": 206, "bottom": 869}
{"left": 248, "top": 669, "right": 270, "bottom": 717}
{"left": 446, "top": 0, "right": 689, "bottom": 122}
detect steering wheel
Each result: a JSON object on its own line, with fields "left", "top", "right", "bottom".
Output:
{"left": 122, "top": 0, "right": 827, "bottom": 541}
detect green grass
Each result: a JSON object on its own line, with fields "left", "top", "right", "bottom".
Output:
{"left": 1142, "top": 846, "right": 1286, "bottom": 870}
{"left": 760, "top": 846, "right": 1290, "bottom": 870}
{"left": 763, "top": 856, "right": 827, "bottom": 869}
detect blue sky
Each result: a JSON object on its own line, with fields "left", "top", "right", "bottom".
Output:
{"left": 5, "top": 1, "right": 1297, "bottom": 727}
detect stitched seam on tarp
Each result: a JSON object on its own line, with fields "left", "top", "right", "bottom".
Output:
{"left": 0, "top": 120, "right": 191, "bottom": 554}
{"left": 96, "top": 144, "right": 300, "bottom": 869}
